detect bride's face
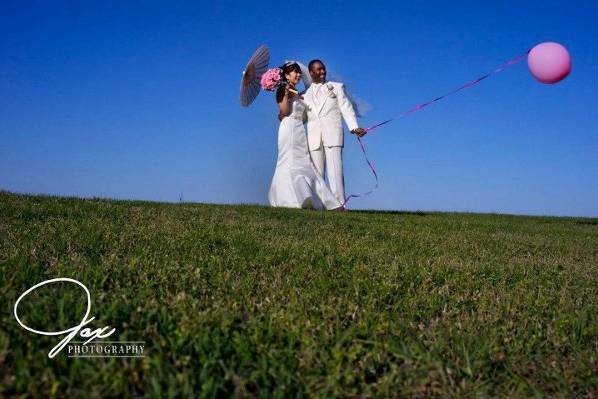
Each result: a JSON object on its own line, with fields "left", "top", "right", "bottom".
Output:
{"left": 285, "top": 70, "right": 302, "bottom": 86}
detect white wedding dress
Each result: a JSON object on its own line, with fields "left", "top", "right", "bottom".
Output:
{"left": 268, "top": 96, "right": 342, "bottom": 210}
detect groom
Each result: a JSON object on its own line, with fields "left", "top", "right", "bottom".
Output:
{"left": 303, "top": 59, "right": 366, "bottom": 205}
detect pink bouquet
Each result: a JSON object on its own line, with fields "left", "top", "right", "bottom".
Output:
{"left": 260, "top": 68, "right": 282, "bottom": 91}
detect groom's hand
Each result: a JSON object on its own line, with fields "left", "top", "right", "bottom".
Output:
{"left": 351, "top": 127, "right": 367, "bottom": 138}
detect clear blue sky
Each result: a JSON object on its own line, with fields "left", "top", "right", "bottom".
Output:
{"left": 1, "top": 1, "right": 597, "bottom": 216}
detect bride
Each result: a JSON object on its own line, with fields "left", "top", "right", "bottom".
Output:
{"left": 268, "top": 62, "right": 342, "bottom": 210}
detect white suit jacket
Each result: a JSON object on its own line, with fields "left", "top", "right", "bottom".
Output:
{"left": 303, "top": 81, "right": 359, "bottom": 151}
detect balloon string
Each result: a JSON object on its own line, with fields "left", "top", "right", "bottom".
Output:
{"left": 364, "top": 49, "right": 531, "bottom": 134}
{"left": 343, "top": 49, "right": 530, "bottom": 208}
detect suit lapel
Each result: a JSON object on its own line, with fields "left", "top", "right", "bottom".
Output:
{"left": 308, "top": 86, "right": 316, "bottom": 110}
{"left": 306, "top": 86, "right": 316, "bottom": 112}
{"left": 315, "top": 84, "right": 328, "bottom": 115}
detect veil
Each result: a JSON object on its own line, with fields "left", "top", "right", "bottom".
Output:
{"left": 285, "top": 60, "right": 312, "bottom": 91}
{"left": 327, "top": 70, "right": 371, "bottom": 118}
{"left": 286, "top": 59, "right": 371, "bottom": 117}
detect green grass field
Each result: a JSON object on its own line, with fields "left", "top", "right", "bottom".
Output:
{"left": 1, "top": 190, "right": 597, "bottom": 398}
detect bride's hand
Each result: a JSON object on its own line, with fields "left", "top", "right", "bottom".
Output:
{"left": 285, "top": 85, "right": 298, "bottom": 97}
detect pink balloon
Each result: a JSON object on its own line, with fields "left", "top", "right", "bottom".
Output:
{"left": 527, "top": 42, "right": 571, "bottom": 84}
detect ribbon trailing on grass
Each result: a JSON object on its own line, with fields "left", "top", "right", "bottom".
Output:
{"left": 342, "top": 49, "right": 531, "bottom": 208}
{"left": 341, "top": 135, "right": 378, "bottom": 208}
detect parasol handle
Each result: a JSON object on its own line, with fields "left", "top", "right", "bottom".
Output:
{"left": 282, "top": 82, "right": 299, "bottom": 95}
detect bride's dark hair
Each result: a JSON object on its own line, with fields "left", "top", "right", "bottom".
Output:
{"left": 279, "top": 62, "right": 301, "bottom": 82}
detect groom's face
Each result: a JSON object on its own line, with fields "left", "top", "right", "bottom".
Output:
{"left": 310, "top": 62, "right": 326, "bottom": 84}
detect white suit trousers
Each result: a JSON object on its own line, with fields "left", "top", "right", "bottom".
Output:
{"left": 309, "top": 145, "right": 345, "bottom": 204}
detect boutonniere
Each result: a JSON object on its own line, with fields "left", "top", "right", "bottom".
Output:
{"left": 325, "top": 83, "right": 337, "bottom": 98}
